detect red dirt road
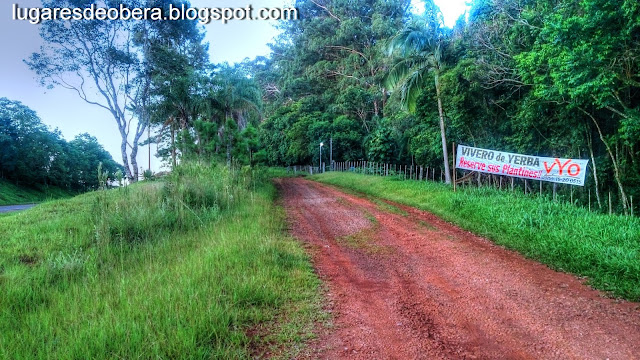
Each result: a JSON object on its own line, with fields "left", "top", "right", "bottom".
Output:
{"left": 277, "top": 178, "right": 640, "bottom": 360}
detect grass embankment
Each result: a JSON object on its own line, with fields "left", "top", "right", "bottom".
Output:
{"left": 0, "top": 179, "right": 74, "bottom": 205}
{"left": 311, "top": 172, "right": 640, "bottom": 301}
{"left": 0, "top": 164, "right": 322, "bottom": 359}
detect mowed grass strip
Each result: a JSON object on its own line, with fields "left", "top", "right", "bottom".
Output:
{"left": 0, "top": 178, "right": 75, "bottom": 206}
{"left": 0, "top": 165, "right": 322, "bottom": 359}
{"left": 311, "top": 172, "right": 640, "bottom": 301}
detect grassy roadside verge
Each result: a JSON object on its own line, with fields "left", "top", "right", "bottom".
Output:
{"left": 0, "top": 179, "right": 75, "bottom": 206}
{"left": 311, "top": 172, "right": 640, "bottom": 302}
{"left": 0, "top": 164, "right": 322, "bottom": 359}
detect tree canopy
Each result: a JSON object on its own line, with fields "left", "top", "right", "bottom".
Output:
{"left": 0, "top": 98, "right": 121, "bottom": 190}
{"left": 15, "top": 0, "right": 640, "bottom": 213}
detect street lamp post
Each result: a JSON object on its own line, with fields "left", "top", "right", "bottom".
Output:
{"left": 319, "top": 142, "right": 324, "bottom": 173}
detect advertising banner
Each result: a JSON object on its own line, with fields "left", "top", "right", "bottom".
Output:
{"left": 455, "top": 145, "right": 589, "bottom": 186}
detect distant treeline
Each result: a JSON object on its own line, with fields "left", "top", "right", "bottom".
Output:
{"left": 0, "top": 98, "right": 121, "bottom": 191}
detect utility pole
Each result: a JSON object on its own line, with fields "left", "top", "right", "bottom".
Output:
{"left": 330, "top": 137, "right": 333, "bottom": 171}
{"left": 319, "top": 142, "right": 324, "bottom": 173}
{"left": 148, "top": 122, "right": 151, "bottom": 171}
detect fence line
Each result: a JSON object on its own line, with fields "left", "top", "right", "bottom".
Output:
{"left": 286, "top": 161, "right": 635, "bottom": 217}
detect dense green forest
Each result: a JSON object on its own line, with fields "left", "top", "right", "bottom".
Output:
{"left": 251, "top": 0, "right": 639, "bottom": 214}
{"left": 0, "top": 98, "right": 120, "bottom": 191}
{"left": 22, "top": 0, "right": 640, "bottom": 214}
{"left": 139, "top": 0, "right": 639, "bottom": 213}
{"left": 256, "top": 0, "right": 638, "bottom": 215}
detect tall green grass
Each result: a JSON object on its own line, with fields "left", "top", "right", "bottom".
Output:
{"left": 312, "top": 172, "right": 640, "bottom": 301}
{"left": 0, "top": 179, "right": 75, "bottom": 205}
{"left": 0, "top": 163, "right": 322, "bottom": 359}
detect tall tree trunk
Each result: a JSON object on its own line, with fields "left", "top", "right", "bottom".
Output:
{"left": 435, "top": 72, "right": 451, "bottom": 184}
{"left": 171, "top": 122, "right": 177, "bottom": 169}
{"left": 586, "top": 128, "right": 602, "bottom": 209}
{"left": 148, "top": 124, "right": 152, "bottom": 170}
{"left": 579, "top": 107, "right": 628, "bottom": 212}
{"left": 226, "top": 112, "right": 232, "bottom": 166}
{"left": 131, "top": 146, "right": 139, "bottom": 181}
{"left": 130, "top": 121, "right": 147, "bottom": 182}
{"left": 119, "top": 126, "right": 133, "bottom": 181}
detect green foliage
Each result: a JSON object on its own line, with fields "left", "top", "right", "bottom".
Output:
{"left": 142, "top": 169, "right": 154, "bottom": 181}
{"left": 331, "top": 115, "right": 366, "bottom": 161}
{"left": 252, "top": 0, "right": 410, "bottom": 164}
{"left": 0, "top": 98, "right": 121, "bottom": 192}
{"left": 366, "top": 120, "right": 397, "bottom": 163}
{"left": 96, "top": 162, "right": 109, "bottom": 191}
{"left": 70, "top": 134, "right": 122, "bottom": 190}
{"left": 244, "top": 0, "right": 640, "bottom": 204}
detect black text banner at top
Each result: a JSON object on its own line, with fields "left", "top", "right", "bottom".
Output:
{"left": 455, "top": 145, "right": 589, "bottom": 186}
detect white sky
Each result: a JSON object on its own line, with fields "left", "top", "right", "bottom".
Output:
{"left": 0, "top": 0, "right": 468, "bottom": 171}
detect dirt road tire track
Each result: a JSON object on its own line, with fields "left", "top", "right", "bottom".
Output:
{"left": 276, "top": 178, "right": 640, "bottom": 360}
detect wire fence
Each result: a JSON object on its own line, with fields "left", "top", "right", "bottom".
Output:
{"left": 286, "top": 161, "right": 635, "bottom": 217}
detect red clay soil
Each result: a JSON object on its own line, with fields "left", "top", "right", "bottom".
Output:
{"left": 276, "top": 177, "right": 640, "bottom": 360}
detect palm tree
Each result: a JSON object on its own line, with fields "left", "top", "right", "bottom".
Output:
{"left": 385, "top": 4, "right": 452, "bottom": 184}
{"left": 201, "top": 65, "right": 262, "bottom": 165}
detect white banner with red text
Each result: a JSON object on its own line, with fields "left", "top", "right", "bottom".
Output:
{"left": 455, "top": 145, "right": 589, "bottom": 186}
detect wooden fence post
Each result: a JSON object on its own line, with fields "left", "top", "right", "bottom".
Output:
{"left": 539, "top": 181, "right": 542, "bottom": 197}
{"left": 570, "top": 187, "right": 574, "bottom": 204}
{"left": 452, "top": 142, "right": 456, "bottom": 191}
{"left": 453, "top": 142, "right": 457, "bottom": 191}
{"left": 609, "top": 191, "right": 612, "bottom": 215}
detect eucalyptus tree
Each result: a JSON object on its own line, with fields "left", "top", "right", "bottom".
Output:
{"left": 386, "top": 2, "right": 453, "bottom": 183}
{"left": 26, "top": 0, "right": 208, "bottom": 180}
{"left": 26, "top": 0, "right": 147, "bottom": 181}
